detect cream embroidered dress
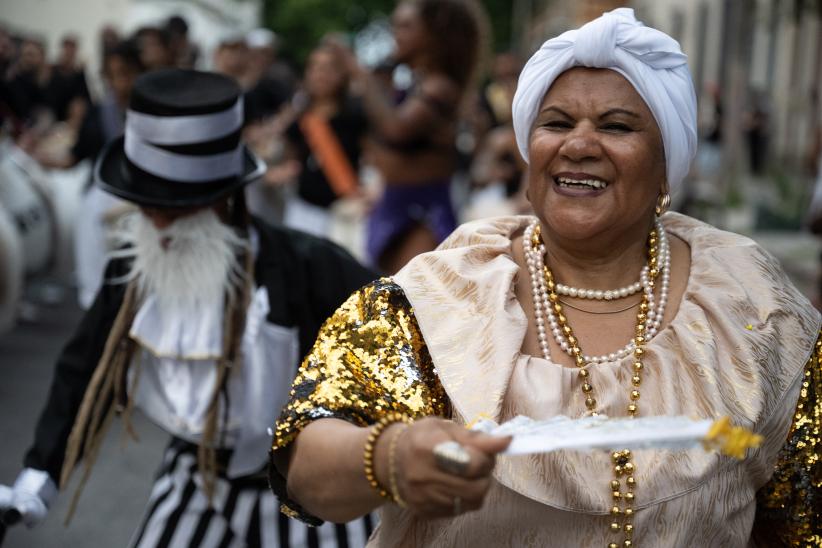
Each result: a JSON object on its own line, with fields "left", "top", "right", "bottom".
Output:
{"left": 271, "top": 213, "right": 821, "bottom": 547}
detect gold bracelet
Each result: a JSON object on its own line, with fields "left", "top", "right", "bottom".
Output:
{"left": 363, "top": 412, "right": 411, "bottom": 501}
{"left": 388, "top": 424, "right": 410, "bottom": 507}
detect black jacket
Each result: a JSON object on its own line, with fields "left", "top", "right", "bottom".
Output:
{"left": 24, "top": 218, "right": 377, "bottom": 484}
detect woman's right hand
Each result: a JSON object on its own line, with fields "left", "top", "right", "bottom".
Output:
{"left": 376, "top": 417, "right": 511, "bottom": 519}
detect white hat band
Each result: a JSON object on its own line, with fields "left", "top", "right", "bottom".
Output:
{"left": 126, "top": 98, "right": 243, "bottom": 146}
{"left": 124, "top": 127, "right": 244, "bottom": 183}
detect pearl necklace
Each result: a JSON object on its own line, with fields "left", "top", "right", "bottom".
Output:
{"left": 555, "top": 281, "right": 642, "bottom": 300}
{"left": 524, "top": 219, "right": 663, "bottom": 548}
{"left": 524, "top": 219, "right": 670, "bottom": 364}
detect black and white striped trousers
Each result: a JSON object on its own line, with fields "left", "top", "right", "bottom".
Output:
{"left": 129, "top": 439, "right": 375, "bottom": 548}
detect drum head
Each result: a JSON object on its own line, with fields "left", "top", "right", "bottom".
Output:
{"left": 0, "top": 155, "right": 55, "bottom": 276}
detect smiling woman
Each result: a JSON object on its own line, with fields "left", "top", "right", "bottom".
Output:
{"left": 267, "top": 8, "right": 821, "bottom": 547}
{"left": 527, "top": 68, "right": 666, "bottom": 254}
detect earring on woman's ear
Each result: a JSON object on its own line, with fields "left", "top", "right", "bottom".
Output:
{"left": 655, "top": 191, "right": 671, "bottom": 216}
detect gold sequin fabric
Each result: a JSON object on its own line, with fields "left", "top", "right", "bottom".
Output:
{"left": 270, "top": 278, "right": 448, "bottom": 521}
{"left": 755, "top": 332, "right": 822, "bottom": 547}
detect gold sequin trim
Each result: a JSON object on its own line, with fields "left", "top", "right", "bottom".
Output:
{"left": 755, "top": 331, "right": 821, "bottom": 546}
{"left": 270, "top": 278, "right": 448, "bottom": 522}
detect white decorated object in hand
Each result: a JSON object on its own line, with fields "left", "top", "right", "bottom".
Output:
{"left": 471, "top": 415, "right": 762, "bottom": 459}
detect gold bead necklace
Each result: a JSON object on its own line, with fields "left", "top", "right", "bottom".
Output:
{"left": 531, "top": 224, "right": 660, "bottom": 548}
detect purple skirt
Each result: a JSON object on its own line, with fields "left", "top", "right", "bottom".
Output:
{"left": 366, "top": 179, "right": 457, "bottom": 265}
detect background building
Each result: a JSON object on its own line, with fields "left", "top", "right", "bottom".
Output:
{"left": 516, "top": 0, "right": 821, "bottom": 235}
{"left": 1, "top": 0, "right": 261, "bottom": 96}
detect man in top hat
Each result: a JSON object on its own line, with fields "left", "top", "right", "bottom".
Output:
{"left": 0, "top": 69, "right": 377, "bottom": 547}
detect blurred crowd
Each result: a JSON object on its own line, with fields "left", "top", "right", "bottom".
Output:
{"left": 0, "top": 17, "right": 292, "bottom": 172}
{"left": 0, "top": 8, "right": 532, "bottom": 278}
{"left": 1, "top": 4, "right": 820, "bottom": 317}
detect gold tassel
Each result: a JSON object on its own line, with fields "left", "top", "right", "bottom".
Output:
{"left": 702, "top": 416, "right": 764, "bottom": 459}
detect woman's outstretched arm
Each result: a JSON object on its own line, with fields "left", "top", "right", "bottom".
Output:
{"left": 284, "top": 417, "right": 509, "bottom": 523}
{"left": 269, "top": 279, "right": 508, "bottom": 523}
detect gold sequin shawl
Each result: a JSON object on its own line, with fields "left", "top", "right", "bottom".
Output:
{"left": 380, "top": 212, "right": 820, "bottom": 547}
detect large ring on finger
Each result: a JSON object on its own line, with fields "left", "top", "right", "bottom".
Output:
{"left": 433, "top": 440, "right": 471, "bottom": 476}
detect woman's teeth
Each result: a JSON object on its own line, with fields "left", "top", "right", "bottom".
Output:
{"left": 556, "top": 177, "right": 607, "bottom": 190}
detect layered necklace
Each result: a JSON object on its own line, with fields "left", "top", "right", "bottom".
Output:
{"left": 523, "top": 218, "right": 669, "bottom": 548}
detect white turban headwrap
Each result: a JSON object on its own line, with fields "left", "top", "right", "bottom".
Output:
{"left": 512, "top": 8, "right": 697, "bottom": 190}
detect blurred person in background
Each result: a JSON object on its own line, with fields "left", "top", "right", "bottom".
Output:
{"left": 0, "top": 28, "right": 21, "bottom": 132}
{"left": 243, "top": 28, "right": 294, "bottom": 123}
{"left": 220, "top": 29, "right": 295, "bottom": 229}
{"left": 5, "top": 37, "right": 54, "bottom": 124}
{"left": 278, "top": 43, "right": 368, "bottom": 239}
{"left": 213, "top": 34, "right": 250, "bottom": 88}
{"left": 37, "top": 39, "right": 143, "bottom": 170}
{"left": 0, "top": 27, "right": 16, "bottom": 77}
{"left": 134, "top": 27, "right": 174, "bottom": 72}
{"left": 70, "top": 39, "right": 145, "bottom": 309}
{"left": 99, "top": 25, "right": 121, "bottom": 61}
{"left": 743, "top": 88, "right": 771, "bottom": 176}
{"left": 333, "top": 0, "right": 488, "bottom": 273}
{"left": 463, "top": 51, "right": 527, "bottom": 220}
{"left": 165, "top": 15, "right": 199, "bottom": 69}
{"left": 32, "top": 38, "right": 145, "bottom": 309}
{"left": 22, "top": 34, "right": 93, "bottom": 173}
{"left": 465, "top": 122, "right": 528, "bottom": 220}
{"left": 72, "top": 39, "right": 144, "bottom": 167}
{"left": 482, "top": 51, "right": 520, "bottom": 129}
{"left": 49, "top": 34, "right": 91, "bottom": 123}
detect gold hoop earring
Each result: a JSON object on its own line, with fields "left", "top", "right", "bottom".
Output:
{"left": 655, "top": 192, "right": 671, "bottom": 216}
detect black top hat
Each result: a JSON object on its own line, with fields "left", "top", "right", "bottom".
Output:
{"left": 95, "top": 69, "right": 264, "bottom": 208}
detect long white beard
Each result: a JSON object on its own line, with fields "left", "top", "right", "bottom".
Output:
{"left": 110, "top": 209, "right": 249, "bottom": 312}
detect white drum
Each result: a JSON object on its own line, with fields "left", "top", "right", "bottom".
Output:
{"left": 44, "top": 160, "right": 88, "bottom": 277}
{"left": 0, "top": 150, "right": 56, "bottom": 276}
{"left": 0, "top": 203, "right": 23, "bottom": 334}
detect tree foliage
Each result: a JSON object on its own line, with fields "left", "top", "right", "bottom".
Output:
{"left": 262, "top": 0, "right": 514, "bottom": 69}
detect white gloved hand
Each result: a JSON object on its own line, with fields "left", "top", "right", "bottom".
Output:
{"left": 9, "top": 489, "right": 47, "bottom": 528}
{"left": 1, "top": 482, "right": 24, "bottom": 528}
{"left": 0, "top": 484, "right": 13, "bottom": 509}
{"left": 1, "top": 469, "right": 57, "bottom": 528}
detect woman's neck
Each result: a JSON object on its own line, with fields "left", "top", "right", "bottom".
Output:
{"left": 540, "top": 219, "right": 656, "bottom": 290}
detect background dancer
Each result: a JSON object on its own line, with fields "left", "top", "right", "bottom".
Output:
{"left": 333, "top": 0, "right": 489, "bottom": 273}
